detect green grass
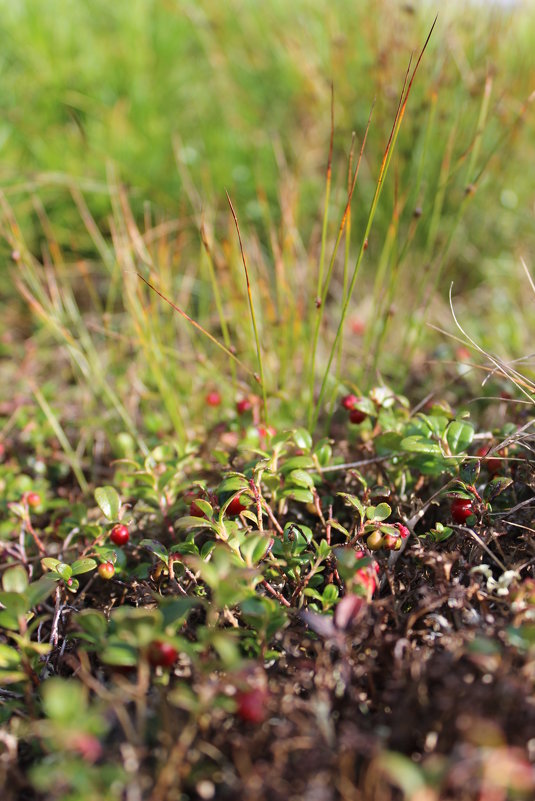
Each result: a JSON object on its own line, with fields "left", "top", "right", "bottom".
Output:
{"left": 2, "top": 0, "right": 534, "bottom": 451}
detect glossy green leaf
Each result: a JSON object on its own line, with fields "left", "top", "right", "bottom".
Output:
{"left": 445, "top": 419, "right": 474, "bottom": 455}
{"left": 94, "top": 485, "right": 121, "bottom": 521}
{"left": 71, "top": 558, "right": 97, "bottom": 576}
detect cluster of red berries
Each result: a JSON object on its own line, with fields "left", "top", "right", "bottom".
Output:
{"left": 366, "top": 523, "right": 410, "bottom": 552}
{"left": 341, "top": 394, "right": 367, "bottom": 425}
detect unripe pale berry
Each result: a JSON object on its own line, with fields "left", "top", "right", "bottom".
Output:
{"left": 98, "top": 561, "right": 115, "bottom": 580}
{"left": 367, "top": 531, "right": 384, "bottom": 551}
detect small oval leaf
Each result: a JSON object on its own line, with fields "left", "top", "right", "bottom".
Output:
{"left": 94, "top": 486, "right": 121, "bottom": 522}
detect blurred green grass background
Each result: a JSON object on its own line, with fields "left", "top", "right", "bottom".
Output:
{"left": 1, "top": 0, "right": 535, "bottom": 444}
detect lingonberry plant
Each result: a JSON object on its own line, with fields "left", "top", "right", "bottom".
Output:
{"left": 2, "top": 8, "right": 535, "bottom": 800}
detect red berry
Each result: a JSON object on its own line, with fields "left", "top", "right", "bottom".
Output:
{"left": 24, "top": 492, "right": 41, "bottom": 508}
{"left": 148, "top": 640, "right": 179, "bottom": 668}
{"left": 349, "top": 408, "right": 367, "bottom": 425}
{"left": 189, "top": 500, "right": 207, "bottom": 518}
{"left": 341, "top": 394, "right": 359, "bottom": 410}
{"left": 110, "top": 524, "right": 130, "bottom": 546}
{"left": 236, "top": 398, "right": 252, "bottom": 415}
{"left": 205, "top": 391, "right": 221, "bottom": 407}
{"left": 98, "top": 562, "right": 115, "bottom": 580}
{"left": 226, "top": 496, "right": 247, "bottom": 516}
{"left": 235, "top": 687, "right": 268, "bottom": 724}
{"left": 451, "top": 498, "right": 474, "bottom": 524}
{"left": 476, "top": 445, "right": 503, "bottom": 475}
{"left": 257, "top": 425, "right": 276, "bottom": 438}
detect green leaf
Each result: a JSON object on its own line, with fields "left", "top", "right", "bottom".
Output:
{"left": 71, "top": 558, "right": 97, "bottom": 576}
{"left": 175, "top": 515, "right": 218, "bottom": 531}
{"left": 94, "top": 485, "right": 121, "bottom": 521}
{"left": 110, "top": 607, "right": 162, "bottom": 646}
{"left": 0, "top": 591, "right": 30, "bottom": 621}
{"left": 76, "top": 610, "right": 109, "bottom": 639}
{"left": 445, "top": 420, "right": 474, "bottom": 454}
{"left": 0, "top": 643, "right": 21, "bottom": 667}
{"left": 459, "top": 458, "right": 480, "bottom": 484}
{"left": 55, "top": 563, "right": 72, "bottom": 580}
{"left": 317, "top": 539, "right": 331, "bottom": 559}
{"left": 287, "top": 469, "right": 315, "bottom": 489}
{"left": 100, "top": 642, "right": 139, "bottom": 666}
{"left": 365, "top": 502, "right": 391, "bottom": 522}
{"left": 338, "top": 492, "right": 365, "bottom": 521}
{"left": 376, "top": 752, "right": 426, "bottom": 795}
{"left": 329, "top": 519, "right": 350, "bottom": 538}
{"left": 400, "top": 436, "right": 442, "bottom": 455}
{"left": 280, "top": 456, "right": 316, "bottom": 473}
{"left": 2, "top": 566, "right": 29, "bottom": 594}
{"left": 322, "top": 584, "right": 339, "bottom": 605}
{"left": 42, "top": 678, "right": 87, "bottom": 722}
{"left": 280, "top": 487, "right": 314, "bottom": 504}
{"left": 217, "top": 475, "right": 250, "bottom": 493}
{"left": 139, "top": 539, "right": 169, "bottom": 565}
{"left": 41, "top": 557, "right": 61, "bottom": 572}
{"left": 27, "top": 575, "right": 57, "bottom": 607}
{"left": 240, "top": 534, "right": 271, "bottom": 567}
{"left": 292, "top": 428, "right": 313, "bottom": 450}
{"left": 484, "top": 476, "right": 514, "bottom": 502}
{"left": 314, "top": 440, "right": 332, "bottom": 466}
